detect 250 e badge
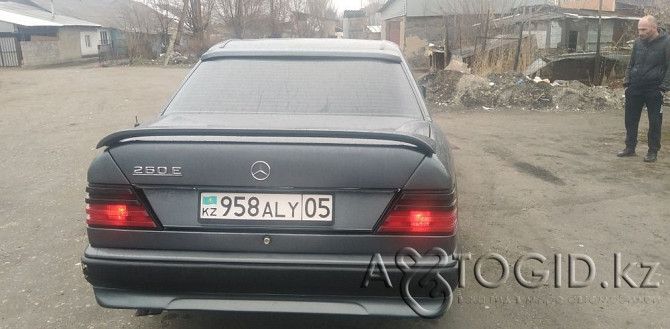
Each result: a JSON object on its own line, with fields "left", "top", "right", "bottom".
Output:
{"left": 132, "top": 166, "right": 182, "bottom": 177}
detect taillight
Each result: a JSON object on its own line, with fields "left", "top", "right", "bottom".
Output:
{"left": 85, "top": 186, "right": 158, "bottom": 229}
{"left": 377, "top": 192, "right": 457, "bottom": 234}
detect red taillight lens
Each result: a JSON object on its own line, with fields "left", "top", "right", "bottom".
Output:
{"left": 85, "top": 187, "right": 157, "bottom": 229}
{"left": 86, "top": 204, "right": 156, "bottom": 228}
{"left": 377, "top": 192, "right": 457, "bottom": 234}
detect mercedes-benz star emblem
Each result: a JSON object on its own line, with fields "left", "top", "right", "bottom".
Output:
{"left": 251, "top": 161, "right": 270, "bottom": 181}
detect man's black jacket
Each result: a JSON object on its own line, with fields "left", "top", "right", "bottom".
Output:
{"left": 624, "top": 28, "right": 670, "bottom": 92}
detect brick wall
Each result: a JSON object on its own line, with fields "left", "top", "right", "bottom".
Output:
{"left": 20, "top": 41, "right": 60, "bottom": 66}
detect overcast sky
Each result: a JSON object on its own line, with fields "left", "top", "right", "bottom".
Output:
{"left": 333, "top": 0, "right": 370, "bottom": 14}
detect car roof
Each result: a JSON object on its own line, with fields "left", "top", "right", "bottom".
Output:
{"left": 201, "top": 39, "right": 403, "bottom": 63}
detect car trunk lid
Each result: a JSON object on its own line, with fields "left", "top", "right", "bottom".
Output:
{"left": 99, "top": 115, "right": 434, "bottom": 232}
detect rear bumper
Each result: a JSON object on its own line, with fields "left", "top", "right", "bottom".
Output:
{"left": 82, "top": 246, "right": 459, "bottom": 317}
{"left": 91, "top": 288, "right": 446, "bottom": 317}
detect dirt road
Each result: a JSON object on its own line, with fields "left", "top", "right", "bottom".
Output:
{"left": 0, "top": 65, "right": 667, "bottom": 328}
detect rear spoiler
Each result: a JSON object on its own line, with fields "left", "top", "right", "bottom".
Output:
{"left": 97, "top": 128, "right": 436, "bottom": 156}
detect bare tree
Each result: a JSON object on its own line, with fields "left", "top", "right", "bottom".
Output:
{"left": 288, "top": 0, "right": 336, "bottom": 37}
{"left": 305, "top": 0, "right": 336, "bottom": 18}
{"left": 306, "top": 0, "right": 336, "bottom": 37}
{"left": 428, "top": 0, "right": 533, "bottom": 74}
{"left": 288, "top": 0, "right": 306, "bottom": 13}
{"left": 216, "top": 0, "right": 266, "bottom": 38}
{"left": 137, "top": 0, "right": 215, "bottom": 55}
{"left": 647, "top": 0, "right": 670, "bottom": 29}
{"left": 145, "top": 0, "right": 177, "bottom": 52}
{"left": 186, "top": 0, "right": 216, "bottom": 53}
{"left": 122, "top": 2, "right": 156, "bottom": 61}
{"left": 268, "top": 0, "right": 291, "bottom": 37}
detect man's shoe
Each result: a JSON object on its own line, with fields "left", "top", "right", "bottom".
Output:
{"left": 617, "top": 148, "right": 636, "bottom": 157}
{"left": 644, "top": 152, "right": 657, "bottom": 163}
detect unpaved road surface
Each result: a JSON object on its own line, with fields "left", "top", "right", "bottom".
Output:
{"left": 0, "top": 65, "right": 668, "bottom": 328}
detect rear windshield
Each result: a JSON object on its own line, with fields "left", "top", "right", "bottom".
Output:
{"left": 164, "top": 58, "right": 422, "bottom": 117}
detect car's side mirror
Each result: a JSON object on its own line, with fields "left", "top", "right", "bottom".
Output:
{"left": 419, "top": 85, "right": 427, "bottom": 99}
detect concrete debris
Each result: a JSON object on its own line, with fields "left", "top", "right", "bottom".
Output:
{"left": 158, "top": 52, "right": 192, "bottom": 65}
{"left": 524, "top": 58, "right": 548, "bottom": 76}
{"left": 532, "top": 76, "right": 551, "bottom": 84}
{"left": 444, "top": 59, "right": 471, "bottom": 74}
{"left": 418, "top": 69, "right": 624, "bottom": 112}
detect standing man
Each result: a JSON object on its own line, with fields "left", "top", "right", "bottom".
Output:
{"left": 618, "top": 15, "right": 670, "bottom": 163}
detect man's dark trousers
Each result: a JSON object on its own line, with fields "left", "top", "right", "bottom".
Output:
{"left": 625, "top": 87, "right": 664, "bottom": 153}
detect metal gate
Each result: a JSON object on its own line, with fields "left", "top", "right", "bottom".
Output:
{"left": 0, "top": 37, "right": 20, "bottom": 67}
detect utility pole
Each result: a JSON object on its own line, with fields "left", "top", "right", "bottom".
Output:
{"left": 444, "top": 14, "right": 451, "bottom": 68}
{"left": 514, "top": 0, "right": 527, "bottom": 71}
{"left": 482, "top": 8, "right": 490, "bottom": 52}
{"left": 593, "top": 0, "right": 604, "bottom": 85}
{"left": 164, "top": 0, "right": 189, "bottom": 66}
{"left": 514, "top": 21, "right": 525, "bottom": 71}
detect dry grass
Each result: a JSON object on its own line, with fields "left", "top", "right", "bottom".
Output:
{"left": 471, "top": 36, "right": 537, "bottom": 75}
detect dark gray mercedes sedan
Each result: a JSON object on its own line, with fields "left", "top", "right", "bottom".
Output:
{"left": 82, "top": 39, "right": 460, "bottom": 318}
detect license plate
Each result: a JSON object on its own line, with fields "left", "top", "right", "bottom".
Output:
{"left": 200, "top": 193, "right": 333, "bottom": 221}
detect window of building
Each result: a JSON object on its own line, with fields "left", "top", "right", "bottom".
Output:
{"left": 100, "top": 31, "right": 109, "bottom": 45}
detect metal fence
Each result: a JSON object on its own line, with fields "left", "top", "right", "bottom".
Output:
{"left": 0, "top": 37, "right": 20, "bottom": 67}
{"left": 98, "top": 42, "right": 128, "bottom": 66}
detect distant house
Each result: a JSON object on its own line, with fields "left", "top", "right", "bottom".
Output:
{"left": 290, "top": 11, "right": 338, "bottom": 38}
{"left": 520, "top": 2, "right": 643, "bottom": 83}
{"left": 378, "top": 0, "right": 650, "bottom": 73}
{"left": 24, "top": 0, "right": 169, "bottom": 59}
{"left": 0, "top": 2, "right": 101, "bottom": 67}
{"left": 486, "top": 3, "right": 640, "bottom": 54}
{"left": 343, "top": 10, "right": 366, "bottom": 39}
{"left": 551, "top": 12, "right": 640, "bottom": 53}
{"left": 378, "top": 0, "right": 547, "bottom": 67}
{"left": 469, "top": 0, "right": 645, "bottom": 81}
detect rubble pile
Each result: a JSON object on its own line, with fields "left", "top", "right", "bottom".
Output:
{"left": 419, "top": 70, "right": 465, "bottom": 106}
{"left": 157, "top": 51, "right": 197, "bottom": 65}
{"left": 419, "top": 67, "right": 624, "bottom": 112}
